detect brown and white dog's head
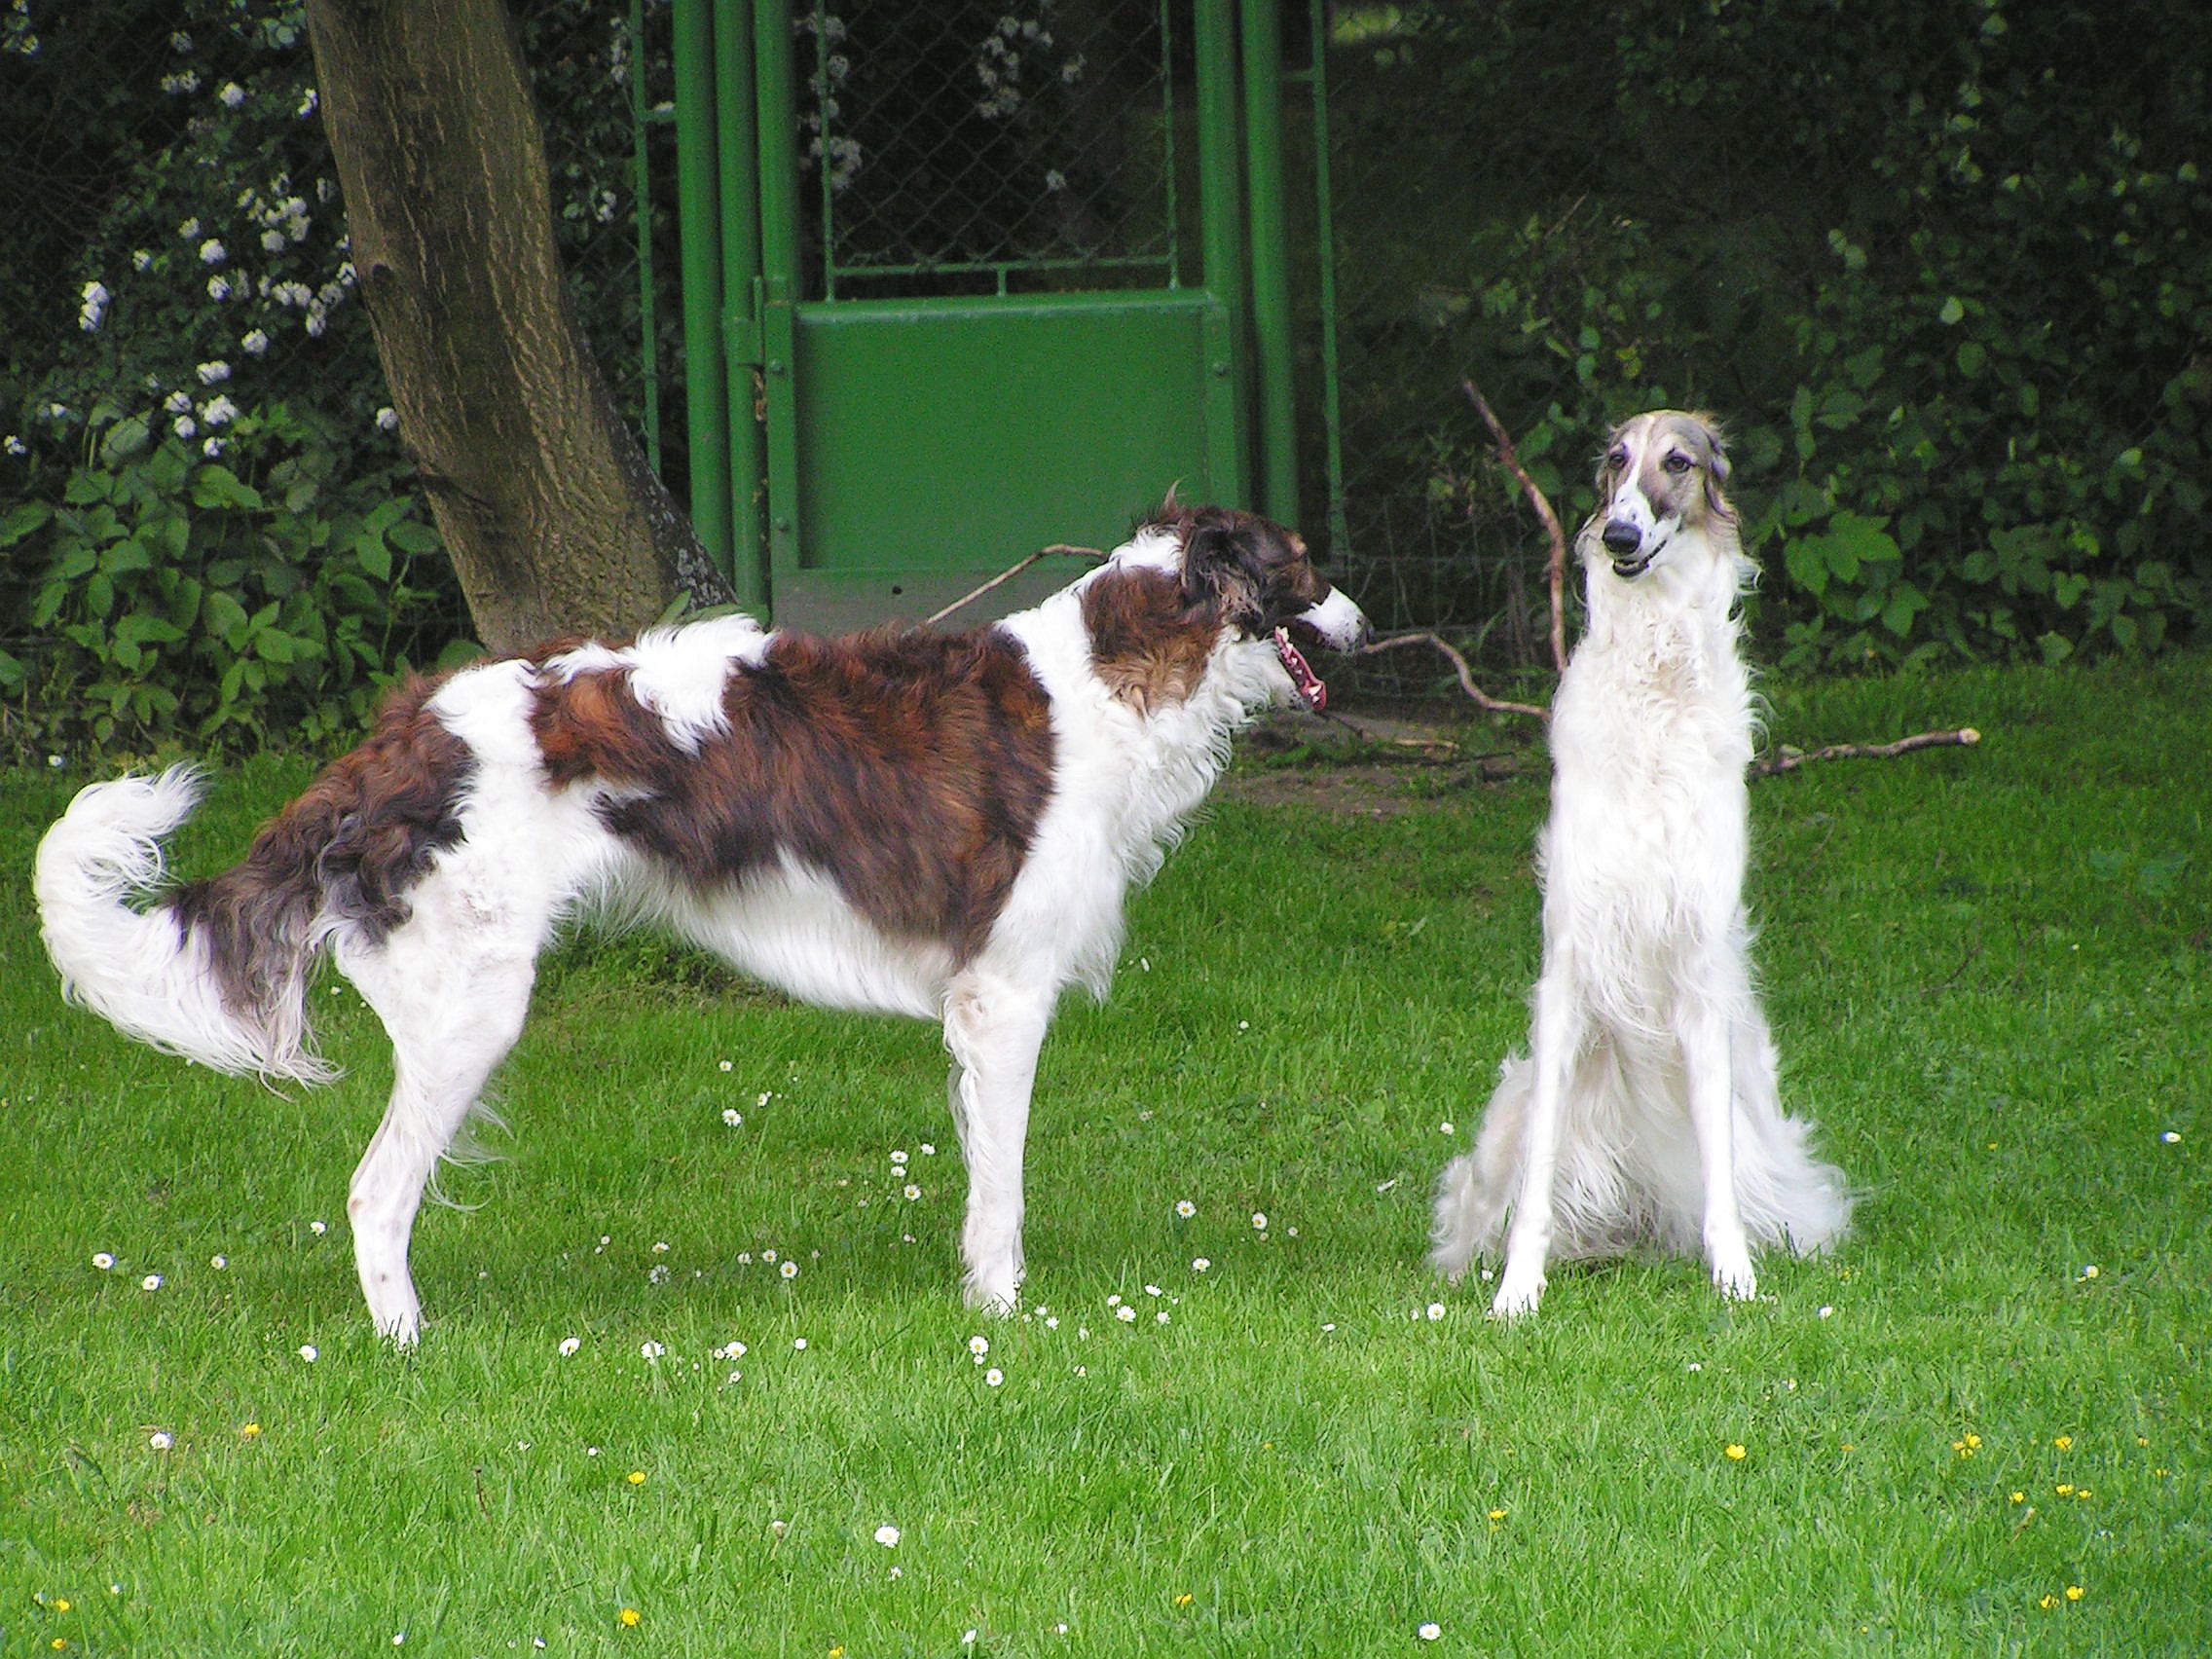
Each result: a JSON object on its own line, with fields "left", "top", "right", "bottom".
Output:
{"left": 1586, "top": 410, "right": 1735, "bottom": 581}
{"left": 1082, "top": 498, "right": 1369, "bottom": 713}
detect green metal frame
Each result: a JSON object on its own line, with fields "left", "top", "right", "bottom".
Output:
{"left": 667, "top": 0, "right": 1320, "bottom": 622}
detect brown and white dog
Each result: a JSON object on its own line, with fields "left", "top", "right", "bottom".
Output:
{"left": 36, "top": 500, "right": 1368, "bottom": 1343}
{"left": 1431, "top": 412, "right": 1851, "bottom": 1316}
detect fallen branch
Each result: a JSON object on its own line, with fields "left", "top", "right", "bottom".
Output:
{"left": 1356, "top": 631, "right": 1549, "bottom": 722}
{"left": 1751, "top": 727, "right": 1981, "bottom": 778}
{"left": 1463, "top": 380, "right": 1569, "bottom": 674}
{"left": 926, "top": 544, "right": 1105, "bottom": 626}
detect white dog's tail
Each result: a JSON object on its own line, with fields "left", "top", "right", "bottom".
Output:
{"left": 35, "top": 682, "right": 475, "bottom": 1087}
{"left": 35, "top": 766, "right": 340, "bottom": 1084}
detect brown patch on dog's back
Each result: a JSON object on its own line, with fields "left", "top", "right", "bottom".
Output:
{"left": 530, "top": 626, "right": 1055, "bottom": 963}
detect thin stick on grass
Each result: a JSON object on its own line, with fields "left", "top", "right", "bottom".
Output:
{"left": 1751, "top": 727, "right": 1982, "bottom": 778}
{"left": 1463, "top": 379, "right": 1569, "bottom": 675}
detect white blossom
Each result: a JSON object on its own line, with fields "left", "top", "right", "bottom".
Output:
{"left": 202, "top": 394, "right": 238, "bottom": 426}
{"left": 3, "top": 435, "right": 24, "bottom": 457}
{"left": 172, "top": 416, "right": 197, "bottom": 439}
{"left": 218, "top": 81, "right": 244, "bottom": 108}
{"left": 206, "top": 274, "right": 231, "bottom": 301}
{"left": 241, "top": 328, "right": 270, "bottom": 356}
{"left": 197, "top": 360, "right": 231, "bottom": 385}
{"left": 297, "top": 87, "right": 318, "bottom": 117}
{"left": 261, "top": 229, "right": 286, "bottom": 253}
{"left": 199, "top": 238, "right": 226, "bottom": 266}
{"left": 131, "top": 248, "right": 153, "bottom": 271}
{"left": 202, "top": 436, "right": 225, "bottom": 459}
{"left": 165, "top": 389, "right": 192, "bottom": 413}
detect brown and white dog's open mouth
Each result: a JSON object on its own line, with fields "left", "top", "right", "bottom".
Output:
{"left": 1274, "top": 628, "right": 1327, "bottom": 710}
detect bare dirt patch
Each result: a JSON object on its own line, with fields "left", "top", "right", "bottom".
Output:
{"left": 1224, "top": 706, "right": 1538, "bottom": 816}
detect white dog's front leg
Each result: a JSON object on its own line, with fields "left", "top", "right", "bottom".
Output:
{"left": 942, "top": 973, "right": 1053, "bottom": 1314}
{"left": 1678, "top": 993, "right": 1755, "bottom": 1301}
{"left": 1493, "top": 971, "right": 1580, "bottom": 1319}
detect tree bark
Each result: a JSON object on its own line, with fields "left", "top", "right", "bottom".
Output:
{"left": 305, "top": 0, "right": 732, "bottom": 655}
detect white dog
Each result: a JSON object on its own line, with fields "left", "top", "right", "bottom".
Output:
{"left": 1432, "top": 411, "right": 1850, "bottom": 1317}
{"left": 36, "top": 500, "right": 1367, "bottom": 1343}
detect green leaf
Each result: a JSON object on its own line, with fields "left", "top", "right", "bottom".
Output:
{"left": 1956, "top": 342, "right": 1987, "bottom": 377}
{"left": 1937, "top": 295, "right": 1966, "bottom": 325}
{"left": 1783, "top": 536, "right": 1828, "bottom": 598}
{"left": 191, "top": 465, "right": 266, "bottom": 512}
{"left": 0, "top": 501, "right": 52, "bottom": 548}
{"left": 99, "top": 413, "right": 153, "bottom": 465}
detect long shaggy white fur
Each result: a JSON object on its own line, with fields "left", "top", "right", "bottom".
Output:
{"left": 1432, "top": 411, "right": 1851, "bottom": 1316}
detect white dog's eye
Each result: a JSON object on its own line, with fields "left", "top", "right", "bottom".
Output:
{"left": 1607, "top": 450, "right": 1628, "bottom": 470}
{"left": 1664, "top": 452, "right": 1693, "bottom": 473}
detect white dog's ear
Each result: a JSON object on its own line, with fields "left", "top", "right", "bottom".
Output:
{"left": 1693, "top": 416, "right": 1734, "bottom": 519}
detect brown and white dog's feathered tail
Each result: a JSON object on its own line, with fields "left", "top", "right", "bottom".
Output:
{"left": 34, "top": 764, "right": 335, "bottom": 1083}
{"left": 35, "top": 682, "right": 475, "bottom": 1086}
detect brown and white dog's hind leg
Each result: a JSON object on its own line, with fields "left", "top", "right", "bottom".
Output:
{"left": 942, "top": 969, "right": 1054, "bottom": 1313}
{"left": 340, "top": 916, "right": 538, "bottom": 1345}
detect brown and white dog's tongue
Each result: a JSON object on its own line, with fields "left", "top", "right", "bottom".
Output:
{"left": 1273, "top": 628, "right": 1326, "bottom": 712}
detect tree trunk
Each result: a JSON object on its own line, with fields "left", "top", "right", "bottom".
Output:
{"left": 304, "top": 0, "right": 732, "bottom": 655}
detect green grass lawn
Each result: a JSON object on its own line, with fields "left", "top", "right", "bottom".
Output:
{"left": 3, "top": 653, "right": 2206, "bottom": 1656}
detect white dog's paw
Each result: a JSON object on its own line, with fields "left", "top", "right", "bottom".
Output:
{"left": 1489, "top": 1265, "right": 1546, "bottom": 1320}
{"left": 1709, "top": 1251, "right": 1757, "bottom": 1303}
{"left": 962, "top": 1267, "right": 1022, "bottom": 1316}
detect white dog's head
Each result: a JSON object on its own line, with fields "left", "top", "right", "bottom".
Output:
{"left": 1586, "top": 410, "right": 1735, "bottom": 581}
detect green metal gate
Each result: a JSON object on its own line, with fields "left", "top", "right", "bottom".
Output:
{"left": 669, "top": 0, "right": 1330, "bottom": 627}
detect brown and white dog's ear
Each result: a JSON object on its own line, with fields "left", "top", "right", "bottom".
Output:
{"left": 1692, "top": 415, "right": 1734, "bottom": 520}
{"left": 1179, "top": 516, "right": 1268, "bottom": 629}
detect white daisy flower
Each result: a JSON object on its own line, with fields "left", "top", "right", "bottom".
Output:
{"left": 984, "top": 1368, "right": 1003, "bottom": 1386}
{"left": 309, "top": 1220, "right": 327, "bottom": 1235}
{"left": 1115, "top": 1305, "right": 1136, "bottom": 1323}
{"left": 210, "top": 1255, "right": 227, "bottom": 1270}
{"left": 891, "top": 1150, "right": 907, "bottom": 1164}
{"left": 141, "top": 1273, "right": 163, "bottom": 1291}
{"left": 874, "top": 1524, "right": 901, "bottom": 1547}
{"left": 641, "top": 1340, "right": 664, "bottom": 1361}
{"left": 298, "top": 1344, "right": 317, "bottom": 1362}
{"left": 558, "top": 1336, "right": 580, "bottom": 1356}
{"left": 722, "top": 1108, "right": 743, "bottom": 1126}
{"left": 779, "top": 1260, "right": 798, "bottom": 1280}
{"left": 1426, "top": 1302, "right": 1446, "bottom": 1321}
{"left": 1175, "top": 1199, "right": 1196, "bottom": 1218}
{"left": 903, "top": 1183, "right": 921, "bottom": 1200}
{"left": 793, "top": 1337, "right": 808, "bottom": 1350}
{"left": 1252, "top": 1212, "right": 1268, "bottom": 1231}
{"left": 1193, "top": 1257, "right": 1210, "bottom": 1272}
{"left": 92, "top": 1251, "right": 115, "bottom": 1270}
{"left": 149, "top": 1430, "right": 174, "bottom": 1450}
{"left": 1419, "top": 1622, "right": 1441, "bottom": 1641}
{"left": 969, "top": 1335, "right": 989, "bottom": 1356}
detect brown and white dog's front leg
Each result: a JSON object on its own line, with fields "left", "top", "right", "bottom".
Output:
{"left": 942, "top": 971, "right": 1054, "bottom": 1312}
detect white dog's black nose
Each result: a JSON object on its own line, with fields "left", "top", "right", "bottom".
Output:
{"left": 1602, "top": 521, "right": 1642, "bottom": 556}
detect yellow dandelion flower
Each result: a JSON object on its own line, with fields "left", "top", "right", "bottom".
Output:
{"left": 1724, "top": 1443, "right": 1747, "bottom": 1461}
{"left": 240, "top": 1423, "right": 261, "bottom": 1438}
{"left": 2053, "top": 1435, "right": 2073, "bottom": 1451}
{"left": 2039, "top": 1595, "right": 2057, "bottom": 1611}
{"left": 54, "top": 1601, "right": 71, "bottom": 1613}
{"left": 619, "top": 1607, "right": 641, "bottom": 1627}
{"left": 53, "top": 1641, "right": 68, "bottom": 1652}
{"left": 2137, "top": 1436, "right": 2149, "bottom": 1447}
{"left": 1488, "top": 1508, "right": 1507, "bottom": 1522}
{"left": 830, "top": 1647, "right": 846, "bottom": 1657}
{"left": 2066, "top": 1586, "right": 2083, "bottom": 1602}
{"left": 2076, "top": 1488, "right": 2092, "bottom": 1499}
{"left": 2055, "top": 1483, "right": 2074, "bottom": 1496}
{"left": 1840, "top": 1443, "right": 1856, "bottom": 1452}
{"left": 1174, "top": 1593, "right": 1194, "bottom": 1607}
{"left": 1964, "top": 1433, "right": 1981, "bottom": 1449}
{"left": 626, "top": 1470, "right": 645, "bottom": 1486}
{"left": 2009, "top": 1492, "right": 2025, "bottom": 1503}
